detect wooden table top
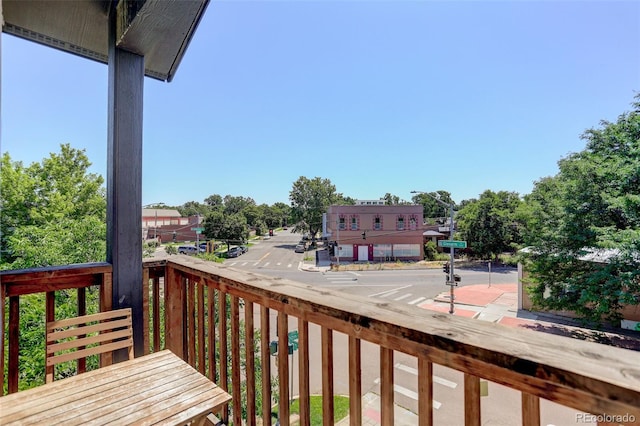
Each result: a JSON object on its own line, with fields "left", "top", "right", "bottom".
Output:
{"left": 0, "top": 350, "right": 231, "bottom": 425}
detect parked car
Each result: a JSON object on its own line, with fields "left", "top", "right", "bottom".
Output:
{"left": 227, "top": 247, "right": 243, "bottom": 258}
{"left": 240, "top": 245, "right": 249, "bottom": 253}
{"left": 295, "top": 244, "right": 305, "bottom": 253}
{"left": 178, "top": 245, "right": 198, "bottom": 255}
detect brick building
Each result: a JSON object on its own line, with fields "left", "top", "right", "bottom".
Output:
{"left": 324, "top": 202, "right": 424, "bottom": 262}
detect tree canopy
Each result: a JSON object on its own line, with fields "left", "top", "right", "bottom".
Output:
{"left": 1, "top": 144, "right": 106, "bottom": 268}
{"left": 456, "top": 190, "right": 523, "bottom": 260}
{"left": 411, "top": 191, "right": 455, "bottom": 222}
{"left": 289, "top": 176, "right": 341, "bottom": 240}
{"left": 520, "top": 97, "right": 640, "bottom": 324}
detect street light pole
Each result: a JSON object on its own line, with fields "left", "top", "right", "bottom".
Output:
{"left": 336, "top": 218, "right": 340, "bottom": 267}
{"left": 447, "top": 202, "right": 455, "bottom": 314}
{"left": 411, "top": 190, "right": 456, "bottom": 314}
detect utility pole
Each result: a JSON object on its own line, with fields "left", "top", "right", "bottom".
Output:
{"left": 411, "top": 191, "right": 457, "bottom": 314}
{"left": 446, "top": 202, "right": 455, "bottom": 314}
{"left": 336, "top": 218, "right": 340, "bottom": 267}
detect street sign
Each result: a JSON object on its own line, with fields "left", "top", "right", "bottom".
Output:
{"left": 288, "top": 330, "right": 299, "bottom": 351}
{"left": 191, "top": 227, "right": 204, "bottom": 234}
{"left": 438, "top": 240, "right": 467, "bottom": 249}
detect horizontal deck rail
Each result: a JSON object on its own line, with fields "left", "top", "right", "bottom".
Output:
{"left": 1, "top": 263, "right": 112, "bottom": 395}
{"left": 2, "top": 258, "right": 639, "bottom": 425}
{"left": 151, "top": 257, "right": 640, "bottom": 426}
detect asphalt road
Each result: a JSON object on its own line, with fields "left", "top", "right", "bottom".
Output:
{"left": 221, "top": 228, "right": 518, "bottom": 308}
{"left": 171, "top": 231, "right": 585, "bottom": 425}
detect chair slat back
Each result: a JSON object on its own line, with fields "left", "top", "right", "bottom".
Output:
{"left": 46, "top": 308, "right": 134, "bottom": 383}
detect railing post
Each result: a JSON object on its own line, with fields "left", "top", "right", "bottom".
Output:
{"left": 299, "top": 320, "right": 310, "bottom": 426}
{"left": 244, "top": 301, "right": 256, "bottom": 425}
{"left": 380, "top": 347, "right": 394, "bottom": 426}
{"left": 142, "top": 267, "right": 150, "bottom": 355}
{"left": 521, "top": 393, "right": 540, "bottom": 426}
{"left": 278, "top": 312, "right": 290, "bottom": 425}
{"left": 464, "top": 373, "right": 481, "bottom": 426}
{"left": 321, "top": 327, "right": 334, "bottom": 426}
{"left": 418, "top": 357, "right": 434, "bottom": 426}
{"left": 0, "top": 281, "right": 4, "bottom": 396}
{"left": 230, "top": 295, "right": 242, "bottom": 426}
{"left": 260, "top": 306, "right": 272, "bottom": 426}
{"left": 164, "top": 264, "right": 185, "bottom": 358}
{"left": 348, "top": 336, "right": 362, "bottom": 426}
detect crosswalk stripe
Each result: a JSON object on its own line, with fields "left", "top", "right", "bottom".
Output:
{"left": 394, "top": 294, "right": 412, "bottom": 301}
{"left": 379, "top": 290, "right": 399, "bottom": 298}
{"left": 373, "top": 379, "right": 442, "bottom": 409}
{"left": 408, "top": 297, "right": 426, "bottom": 305}
{"left": 394, "top": 363, "right": 457, "bottom": 389}
{"left": 369, "top": 285, "right": 411, "bottom": 297}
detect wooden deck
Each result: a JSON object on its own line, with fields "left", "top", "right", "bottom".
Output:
{"left": 2, "top": 258, "right": 639, "bottom": 425}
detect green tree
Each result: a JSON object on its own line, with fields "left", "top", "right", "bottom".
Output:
{"left": 203, "top": 211, "right": 249, "bottom": 248}
{"left": 382, "top": 193, "right": 410, "bottom": 205}
{"left": 289, "top": 176, "right": 340, "bottom": 241}
{"left": 456, "top": 190, "right": 523, "bottom": 260}
{"left": 223, "top": 195, "right": 256, "bottom": 216}
{"left": 411, "top": 191, "right": 454, "bottom": 222}
{"left": 1, "top": 144, "right": 106, "bottom": 267}
{"left": 523, "top": 97, "right": 640, "bottom": 325}
{"left": 1, "top": 144, "right": 106, "bottom": 391}
{"left": 178, "top": 201, "right": 210, "bottom": 217}
{"left": 271, "top": 202, "right": 292, "bottom": 227}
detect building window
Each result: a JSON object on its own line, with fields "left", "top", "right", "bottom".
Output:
{"left": 393, "top": 244, "right": 420, "bottom": 257}
{"left": 373, "top": 216, "right": 382, "bottom": 230}
{"left": 409, "top": 215, "right": 417, "bottom": 230}
{"left": 397, "top": 215, "right": 405, "bottom": 230}
{"left": 339, "top": 216, "right": 346, "bottom": 230}
{"left": 350, "top": 215, "right": 359, "bottom": 230}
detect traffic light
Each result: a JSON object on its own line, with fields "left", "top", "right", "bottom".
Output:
{"left": 361, "top": 231, "right": 366, "bottom": 240}
{"left": 442, "top": 262, "right": 450, "bottom": 274}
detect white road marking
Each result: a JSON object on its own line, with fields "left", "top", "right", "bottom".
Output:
{"left": 394, "top": 363, "right": 457, "bottom": 389}
{"left": 369, "top": 285, "right": 412, "bottom": 298}
{"left": 394, "top": 294, "right": 412, "bottom": 301}
{"left": 408, "top": 297, "right": 426, "bottom": 305}
{"left": 263, "top": 262, "right": 270, "bottom": 267}
{"left": 287, "top": 264, "right": 292, "bottom": 268}
{"left": 379, "top": 290, "right": 399, "bottom": 298}
{"left": 373, "top": 378, "right": 441, "bottom": 409}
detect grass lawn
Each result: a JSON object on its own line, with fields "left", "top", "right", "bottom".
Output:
{"left": 273, "top": 395, "right": 350, "bottom": 425}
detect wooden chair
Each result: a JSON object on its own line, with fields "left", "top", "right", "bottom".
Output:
{"left": 46, "top": 308, "right": 134, "bottom": 383}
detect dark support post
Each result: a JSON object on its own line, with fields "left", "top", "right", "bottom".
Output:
{"left": 106, "top": 5, "right": 145, "bottom": 360}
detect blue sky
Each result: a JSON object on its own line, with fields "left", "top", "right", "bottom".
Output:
{"left": 2, "top": 1, "right": 639, "bottom": 207}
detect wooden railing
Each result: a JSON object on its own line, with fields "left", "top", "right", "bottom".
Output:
{"left": 0, "top": 263, "right": 112, "bottom": 395}
{"left": 2, "top": 257, "right": 640, "bottom": 425}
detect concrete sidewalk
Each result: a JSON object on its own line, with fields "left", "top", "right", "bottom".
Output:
{"left": 335, "top": 283, "right": 640, "bottom": 425}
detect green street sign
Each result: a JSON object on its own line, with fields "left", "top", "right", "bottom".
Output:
{"left": 191, "top": 227, "right": 204, "bottom": 234}
{"left": 288, "top": 330, "right": 299, "bottom": 352}
{"left": 438, "top": 240, "right": 467, "bottom": 249}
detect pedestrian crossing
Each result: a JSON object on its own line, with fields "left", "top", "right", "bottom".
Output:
{"left": 225, "top": 259, "right": 296, "bottom": 269}
{"left": 322, "top": 271, "right": 359, "bottom": 284}
{"left": 369, "top": 286, "right": 430, "bottom": 306}
{"left": 372, "top": 362, "right": 459, "bottom": 410}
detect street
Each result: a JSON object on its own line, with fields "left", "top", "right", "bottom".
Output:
{"left": 212, "top": 230, "right": 590, "bottom": 425}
